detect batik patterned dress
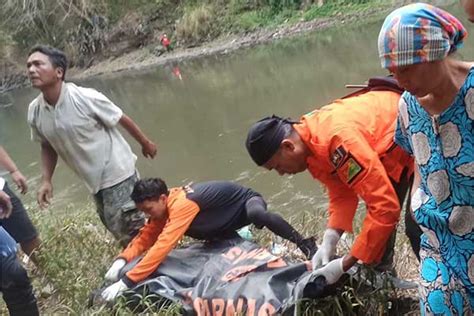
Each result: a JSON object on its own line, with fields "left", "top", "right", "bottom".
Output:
{"left": 395, "top": 67, "right": 474, "bottom": 315}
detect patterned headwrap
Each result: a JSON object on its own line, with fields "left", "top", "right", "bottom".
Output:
{"left": 378, "top": 3, "right": 467, "bottom": 69}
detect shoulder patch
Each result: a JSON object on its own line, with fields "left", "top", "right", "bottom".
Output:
{"left": 331, "top": 146, "right": 348, "bottom": 168}
{"left": 338, "top": 154, "right": 364, "bottom": 184}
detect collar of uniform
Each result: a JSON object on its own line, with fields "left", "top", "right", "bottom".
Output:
{"left": 166, "top": 187, "right": 185, "bottom": 209}
{"left": 293, "top": 114, "right": 334, "bottom": 175}
{"left": 293, "top": 117, "right": 311, "bottom": 143}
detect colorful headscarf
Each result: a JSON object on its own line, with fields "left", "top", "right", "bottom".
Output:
{"left": 378, "top": 3, "right": 467, "bottom": 69}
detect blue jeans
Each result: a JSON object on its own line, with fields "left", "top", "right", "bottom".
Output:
{"left": 0, "top": 253, "right": 39, "bottom": 315}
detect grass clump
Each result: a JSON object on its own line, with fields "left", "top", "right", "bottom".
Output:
{"left": 176, "top": 4, "right": 217, "bottom": 46}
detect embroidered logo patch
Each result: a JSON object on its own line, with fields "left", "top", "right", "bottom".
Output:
{"left": 331, "top": 146, "right": 347, "bottom": 168}
{"left": 346, "top": 158, "right": 362, "bottom": 183}
{"left": 335, "top": 153, "right": 364, "bottom": 184}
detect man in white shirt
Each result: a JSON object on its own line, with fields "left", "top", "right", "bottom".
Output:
{"left": 27, "top": 45, "right": 158, "bottom": 246}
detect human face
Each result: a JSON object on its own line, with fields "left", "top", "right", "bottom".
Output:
{"left": 136, "top": 195, "right": 168, "bottom": 220}
{"left": 389, "top": 61, "right": 442, "bottom": 97}
{"left": 262, "top": 140, "right": 308, "bottom": 176}
{"left": 26, "top": 52, "right": 63, "bottom": 89}
{"left": 461, "top": 0, "right": 474, "bottom": 22}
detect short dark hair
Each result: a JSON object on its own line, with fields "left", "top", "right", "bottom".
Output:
{"left": 28, "top": 45, "right": 68, "bottom": 80}
{"left": 131, "top": 178, "right": 169, "bottom": 203}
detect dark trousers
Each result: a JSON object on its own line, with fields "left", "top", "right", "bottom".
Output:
{"left": 0, "top": 254, "right": 39, "bottom": 316}
{"left": 378, "top": 170, "right": 422, "bottom": 271}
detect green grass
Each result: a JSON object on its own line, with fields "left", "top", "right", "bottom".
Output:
{"left": 228, "top": 0, "right": 388, "bottom": 33}
{"left": 0, "top": 201, "right": 420, "bottom": 314}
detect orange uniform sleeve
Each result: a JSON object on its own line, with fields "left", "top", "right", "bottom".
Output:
{"left": 123, "top": 196, "right": 200, "bottom": 285}
{"left": 118, "top": 218, "right": 166, "bottom": 262}
{"left": 313, "top": 168, "right": 359, "bottom": 233}
{"left": 329, "top": 131, "right": 401, "bottom": 264}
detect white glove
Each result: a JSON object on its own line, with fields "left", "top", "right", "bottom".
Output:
{"left": 101, "top": 280, "right": 129, "bottom": 302}
{"left": 312, "top": 257, "right": 344, "bottom": 285}
{"left": 105, "top": 259, "right": 127, "bottom": 282}
{"left": 311, "top": 228, "right": 340, "bottom": 270}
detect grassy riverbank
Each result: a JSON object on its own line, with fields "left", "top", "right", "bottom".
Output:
{"left": 0, "top": 201, "right": 419, "bottom": 314}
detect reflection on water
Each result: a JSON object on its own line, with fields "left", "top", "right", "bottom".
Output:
{"left": 0, "top": 7, "right": 472, "bottom": 223}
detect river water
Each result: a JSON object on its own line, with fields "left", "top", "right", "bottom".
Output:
{"left": 1, "top": 6, "right": 473, "bottom": 221}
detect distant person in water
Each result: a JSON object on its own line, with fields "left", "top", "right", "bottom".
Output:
{"left": 101, "top": 178, "right": 317, "bottom": 301}
{"left": 26, "top": 45, "right": 158, "bottom": 247}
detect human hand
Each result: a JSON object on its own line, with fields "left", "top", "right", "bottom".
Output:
{"left": 101, "top": 280, "right": 129, "bottom": 302}
{"left": 312, "top": 257, "right": 344, "bottom": 285}
{"left": 105, "top": 259, "right": 127, "bottom": 282}
{"left": 10, "top": 170, "right": 28, "bottom": 194}
{"left": 141, "top": 140, "right": 157, "bottom": 159}
{"left": 311, "top": 228, "right": 340, "bottom": 269}
{"left": 37, "top": 181, "right": 53, "bottom": 209}
{"left": 0, "top": 190, "right": 12, "bottom": 219}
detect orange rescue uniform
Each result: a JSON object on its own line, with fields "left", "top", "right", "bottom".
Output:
{"left": 119, "top": 187, "right": 200, "bottom": 285}
{"left": 117, "top": 181, "right": 264, "bottom": 286}
{"left": 293, "top": 90, "right": 413, "bottom": 264}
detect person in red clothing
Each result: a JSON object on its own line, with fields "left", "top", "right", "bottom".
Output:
{"left": 160, "top": 34, "right": 172, "bottom": 52}
{"left": 245, "top": 89, "right": 422, "bottom": 285}
{"left": 101, "top": 178, "right": 316, "bottom": 301}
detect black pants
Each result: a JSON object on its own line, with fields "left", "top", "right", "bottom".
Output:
{"left": 378, "top": 170, "right": 422, "bottom": 270}
{"left": 0, "top": 254, "right": 39, "bottom": 316}
{"left": 244, "top": 196, "right": 316, "bottom": 258}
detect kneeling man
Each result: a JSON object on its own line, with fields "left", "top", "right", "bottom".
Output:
{"left": 101, "top": 178, "right": 316, "bottom": 301}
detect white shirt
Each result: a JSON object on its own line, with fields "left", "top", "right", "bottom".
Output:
{"left": 28, "top": 82, "right": 136, "bottom": 194}
{"left": 0, "top": 177, "right": 4, "bottom": 190}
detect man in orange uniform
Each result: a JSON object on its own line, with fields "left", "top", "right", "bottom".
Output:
{"left": 101, "top": 178, "right": 316, "bottom": 301}
{"left": 245, "top": 89, "right": 422, "bottom": 285}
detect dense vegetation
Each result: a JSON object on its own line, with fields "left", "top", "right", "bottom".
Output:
{"left": 0, "top": 0, "right": 383, "bottom": 68}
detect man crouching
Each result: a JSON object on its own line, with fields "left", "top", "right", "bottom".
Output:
{"left": 101, "top": 178, "right": 316, "bottom": 301}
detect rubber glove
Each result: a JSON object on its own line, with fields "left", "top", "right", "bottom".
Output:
{"left": 101, "top": 280, "right": 129, "bottom": 302}
{"left": 105, "top": 258, "right": 127, "bottom": 282}
{"left": 311, "top": 228, "right": 340, "bottom": 269}
{"left": 312, "top": 257, "right": 344, "bottom": 285}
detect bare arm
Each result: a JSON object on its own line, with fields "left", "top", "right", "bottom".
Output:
{"left": 119, "top": 114, "right": 157, "bottom": 159}
{"left": 37, "top": 142, "right": 58, "bottom": 208}
{"left": 0, "top": 146, "right": 28, "bottom": 194}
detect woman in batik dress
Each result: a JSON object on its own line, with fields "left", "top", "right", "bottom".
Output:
{"left": 378, "top": 3, "right": 474, "bottom": 315}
